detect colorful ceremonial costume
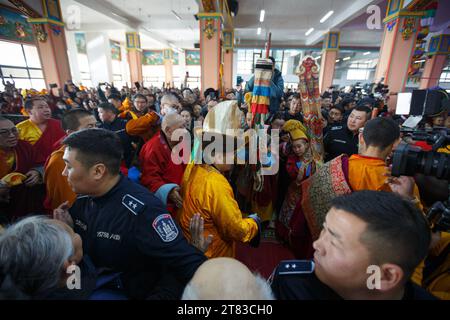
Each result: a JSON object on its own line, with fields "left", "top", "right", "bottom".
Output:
{"left": 177, "top": 101, "right": 260, "bottom": 258}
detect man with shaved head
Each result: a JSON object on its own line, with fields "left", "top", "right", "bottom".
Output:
{"left": 139, "top": 113, "right": 188, "bottom": 216}
{"left": 182, "top": 258, "right": 274, "bottom": 300}
{"left": 44, "top": 109, "right": 97, "bottom": 211}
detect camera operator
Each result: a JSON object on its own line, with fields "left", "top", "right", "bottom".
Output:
{"left": 390, "top": 110, "right": 450, "bottom": 299}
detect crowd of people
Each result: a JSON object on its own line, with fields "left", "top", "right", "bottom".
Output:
{"left": 0, "top": 56, "right": 449, "bottom": 300}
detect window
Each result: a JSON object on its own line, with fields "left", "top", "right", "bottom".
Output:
{"left": 236, "top": 48, "right": 322, "bottom": 85}
{"left": 333, "top": 50, "right": 379, "bottom": 86}
{"left": 439, "top": 63, "right": 450, "bottom": 83}
{"left": 112, "top": 60, "right": 123, "bottom": 86}
{"left": 143, "top": 65, "right": 165, "bottom": 88}
{"left": 347, "top": 69, "right": 371, "bottom": 81}
{"left": 77, "top": 53, "right": 92, "bottom": 87}
{"left": 237, "top": 49, "right": 262, "bottom": 75}
{"left": 185, "top": 65, "right": 201, "bottom": 89}
{"left": 0, "top": 41, "right": 44, "bottom": 90}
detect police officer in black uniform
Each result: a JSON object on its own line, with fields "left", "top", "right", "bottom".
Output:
{"left": 270, "top": 260, "right": 437, "bottom": 300}
{"left": 323, "top": 105, "right": 371, "bottom": 162}
{"left": 270, "top": 192, "right": 437, "bottom": 300}
{"left": 54, "top": 128, "right": 206, "bottom": 299}
{"left": 270, "top": 260, "right": 340, "bottom": 299}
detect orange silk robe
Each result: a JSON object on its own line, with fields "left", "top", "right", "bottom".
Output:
{"left": 125, "top": 111, "right": 160, "bottom": 142}
{"left": 44, "top": 145, "right": 77, "bottom": 210}
{"left": 177, "top": 165, "right": 259, "bottom": 258}
{"left": 348, "top": 154, "right": 422, "bottom": 208}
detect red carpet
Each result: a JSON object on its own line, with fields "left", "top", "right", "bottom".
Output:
{"left": 235, "top": 228, "right": 295, "bottom": 279}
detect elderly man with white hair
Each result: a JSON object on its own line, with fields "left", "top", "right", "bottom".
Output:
{"left": 125, "top": 93, "right": 181, "bottom": 143}
{"left": 139, "top": 112, "right": 189, "bottom": 217}
{"left": 182, "top": 258, "right": 274, "bottom": 300}
{"left": 0, "top": 216, "right": 88, "bottom": 299}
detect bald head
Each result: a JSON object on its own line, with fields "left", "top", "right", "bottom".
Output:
{"left": 162, "top": 113, "right": 186, "bottom": 146}
{"left": 182, "top": 258, "right": 274, "bottom": 300}
{"left": 162, "top": 113, "right": 184, "bottom": 132}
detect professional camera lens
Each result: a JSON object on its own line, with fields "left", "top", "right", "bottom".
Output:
{"left": 392, "top": 142, "right": 450, "bottom": 180}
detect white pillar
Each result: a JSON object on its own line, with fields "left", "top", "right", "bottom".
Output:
{"left": 65, "top": 31, "right": 81, "bottom": 84}
{"left": 85, "top": 32, "right": 113, "bottom": 86}
{"left": 120, "top": 42, "right": 130, "bottom": 87}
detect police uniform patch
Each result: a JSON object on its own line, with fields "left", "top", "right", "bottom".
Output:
{"left": 122, "top": 194, "right": 145, "bottom": 215}
{"left": 152, "top": 214, "right": 179, "bottom": 242}
{"left": 277, "top": 260, "right": 315, "bottom": 275}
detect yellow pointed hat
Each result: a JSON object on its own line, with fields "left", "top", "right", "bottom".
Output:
{"left": 282, "top": 119, "right": 308, "bottom": 141}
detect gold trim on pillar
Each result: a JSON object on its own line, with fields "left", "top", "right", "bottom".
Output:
{"left": 41, "top": 0, "right": 63, "bottom": 23}
{"left": 203, "top": 18, "right": 217, "bottom": 40}
{"left": 163, "top": 49, "right": 173, "bottom": 61}
{"left": 222, "top": 29, "right": 233, "bottom": 49}
{"left": 27, "top": 17, "right": 64, "bottom": 26}
{"left": 386, "top": 0, "right": 405, "bottom": 18}
{"left": 200, "top": 0, "right": 216, "bottom": 13}
{"left": 383, "top": 10, "right": 425, "bottom": 24}
{"left": 401, "top": 17, "right": 417, "bottom": 40}
{"left": 323, "top": 31, "right": 340, "bottom": 51}
{"left": 126, "top": 32, "right": 142, "bottom": 51}
{"left": 33, "top": 24, "right": 47, "bottom": 42}
{"left": 427, "top": 34, "right": 450, "bottom": 56}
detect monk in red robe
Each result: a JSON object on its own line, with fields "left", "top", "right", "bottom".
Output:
{"left": 139, "top": 113, "right": 187, "bottom": 217}
{"left": 16, "top": 97, "right": 65, "bottom": 166}
{"left": 0, "top": 116, "right": 45, "bottom": 222}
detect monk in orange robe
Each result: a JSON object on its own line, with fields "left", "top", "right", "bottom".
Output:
{"left": 44, "top": 109, "right": 97, "bottom": 211}
{"left": 126, "top": 93, "right": 180, "bottom": 142}
{"left": 16, "top": 97, "right": 65, "bottom": 166}
{"left": 278, "top": 117, "right": 422, "bottom": 259}
{"left": 118, "top": 94, "right": 148, "bottom": 120}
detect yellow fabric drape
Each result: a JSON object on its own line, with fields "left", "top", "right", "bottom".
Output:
{"left": 16, "top": 119, "right": 42, "bottom": 146}
{"left": 44, "top": 145, "right": 77, "bottom": 210}
{"left": 177, "top": 164, "right": 258, "bottom": 259}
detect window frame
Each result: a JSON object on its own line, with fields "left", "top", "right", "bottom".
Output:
{"left": 0, "top": 41, "right": 44, "bottom": 89}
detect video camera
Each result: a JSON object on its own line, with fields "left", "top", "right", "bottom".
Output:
{"left": 392, "top": 127, "right": 449, "bottom": 180}
{"left": 392, "top": 128, "right": 450, "bottom": 232}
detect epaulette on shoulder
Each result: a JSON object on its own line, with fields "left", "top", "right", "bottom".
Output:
{"left": 276, "top": 260, "right": 315, "bottom": 276}
{"left": 122, "top": 194, "right": 146, "bottom": 216}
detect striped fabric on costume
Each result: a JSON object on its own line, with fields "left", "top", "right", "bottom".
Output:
{"left": 250, "top": 58, "right": 273, "bottom": 127}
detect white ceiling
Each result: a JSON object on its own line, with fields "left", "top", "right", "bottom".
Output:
{"left": 58, "top": 0, "right": 385, "bottom": 50}
{"left": 234, "top": 0, "right": 355, "bottom": 43}
{"left": 103, "top": 0, "right": 199, "bottom": 48}
{"left": 234, "top": 0, "right": 384, "bottom": 47}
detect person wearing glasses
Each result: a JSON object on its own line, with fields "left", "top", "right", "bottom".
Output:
{"left": 0, "top": 116, "right": 44, "bottom": 222}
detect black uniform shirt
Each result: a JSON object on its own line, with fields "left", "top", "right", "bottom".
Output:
{"left": 324, "top": 124, "right": 359, "bottom": 162}
{"left": 69, "top": 175, "right": 206, "bottom": 298}
{"left": 271, "top": 260, "right": 438, "bottom": 300}
{"left": 270, "top": 260, "right": 341, "bottom": 300}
